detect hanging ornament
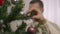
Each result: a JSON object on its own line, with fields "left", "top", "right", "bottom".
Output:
{"left": 0, "top": 19, "right": 3, "bottom": 23}
{"left": 0, "top": 0, "right": 4, "bottom": 6}
{"left": 20, "top": 11, "right": 24, "bottom": 15}
{"left": 27, "top": 26, "right": 35, "bottom": 34}
{"left": 11, "top": 0, "right": 20, "bottom": 5}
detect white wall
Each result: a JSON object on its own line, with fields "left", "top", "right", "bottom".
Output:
{"left": 42, "top": 0, "right": 60, "bottom": 27}
{"left": 23, "top": 0, "right": 60, "bottom": 27}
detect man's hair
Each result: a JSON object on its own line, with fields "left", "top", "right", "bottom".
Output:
{"left": 30, "top": 0, "right": 44, "bottom": 8}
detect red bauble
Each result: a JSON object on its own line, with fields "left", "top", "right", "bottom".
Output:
{"left": 27, "top": 26, "right": 35, "bottom": 34}
{"left": 0, "top": 0, "right": 4, "bottom": 6}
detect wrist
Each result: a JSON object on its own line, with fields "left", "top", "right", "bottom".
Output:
{"left": 37, "top": 16, "right": 47, "bottom": 25}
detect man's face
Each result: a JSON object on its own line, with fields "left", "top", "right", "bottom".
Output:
{"left": 29, "top": 2, "right": 43, "bottom": 13}
{"left": 27, "top": 2, "right": 45, "bottom": 24}
{"left": 27, "top": 2, "right": 44, "bottom": 21}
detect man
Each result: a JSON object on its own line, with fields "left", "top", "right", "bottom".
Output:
{"left": 26, "top": 0, "right": 60, "bottom": 34}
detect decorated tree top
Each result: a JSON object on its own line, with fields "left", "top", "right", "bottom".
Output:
{"left": 0, "top": 0, "right": 25, "bottom": 33}
{"left": 0, "top": 0, "right": 41, "bottom": 34}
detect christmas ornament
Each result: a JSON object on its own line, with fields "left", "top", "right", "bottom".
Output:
{"left": 27, "top": 26, "right": 35, "bottom": 34}
{"left": 20, "top": 11, "right": 24, "bottom": 15}
{"left": 0, "top": 20, "right": 3, "bottom": 23}
{"left": 0, "top": 0, "right": 4, "bottom": 6}
{"left": 11, "top": 0, "right": 20, "bottom": 5}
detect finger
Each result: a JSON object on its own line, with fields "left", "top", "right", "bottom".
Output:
{"left": 26, "top": 8, "right": 34, "bottom": 16}
{"left": 28, "top": 8, "right": 34, "bottom": 12}
{"left": 26, "top": 12, "right": 31, "bottom": 16}
{"left": 32, "top": 15, "right": 39, "bottom": 19}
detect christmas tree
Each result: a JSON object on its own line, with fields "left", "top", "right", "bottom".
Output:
{"left": 0, "top": 0, "right": 40, "bottom": 34}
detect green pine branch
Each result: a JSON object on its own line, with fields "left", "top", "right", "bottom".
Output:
{"left": 15, "top": 21, "right": 27, "bottom": 34}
